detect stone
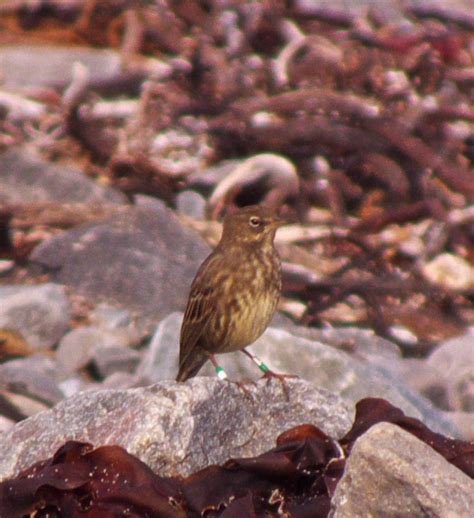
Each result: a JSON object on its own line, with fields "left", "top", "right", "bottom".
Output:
{"left": 247, "top": 328, "right": 460, "bottom": 437}
{"left": 331, "top": 422, "right": 474, "bottom": 518}
{"left": 0, "top": 46, "right": 126, "bottom": 90}
{"left": 300, "top": 326, "right": 472, "bottom": 419}
{"left": 445, "top": 410, "right": 474, "bottom": 441}
{"left": 56, "top": 326, "right": 135, "bottom": 378}
{"left": 0, "top": 391, "right": 49, "bottom": 420}
{"left": 133, "top": 194, "right": 168, "bottom": 212}
{"left": 30, "top": 206, "right": 211, "bottom": 333}
{"left": 0, "top": 378, "right": 351, "bottom": 482}
{"left": 295, "top": 0, "right": 411, "bottom": 23}
{"left": 292, "top": 325, "right": 402, "bottom": 364}
{"left": 427, "top": 331, "right": 474, "bottom": 412}
{"left": 176, "top": 190, "right": 207, "bottom": 220}
{"left": 141, "top": 316, "right": 460, "bottom": 437}
{"left": 0, "top": 283, "right": 70, "bottom": 350}
{"left": 388, "top": 358, "right": 451, "bottom": 410}
{"left": 422, "top": 253, "right": 474, "bottom": 290}
{"left": 0, "top": 260, "right": 14, "bottom": 276}
{"left": 0, "top": 416, "right": 14, "bottom": 434}
{"left": 102, "top": 372, "right": 148, "bottom": 390}
{"left": 0, "top": 148, "right": 126, "bottom": 205}
{"left": 92, "top": 346, "right": 142, "bottom": 378}
{"left": 0, "top": 91, "right": 46, "bottom": 122}
{"left": 58, "top": 375, "right": 95, "bottom": 399}
{"left": 55, "top": 327, "right": 101, "bottom": 377}
{"left": 0, "top": 356, "right": 63, "bottom": 406}
{"left": 137, "top": 312, "right": 182, "bottom": 382}
{"left": 89, "top": 304, "right": 135, "bottom": 331}
{"left": 297, "top": 0, "right": 474, "bottom": 25}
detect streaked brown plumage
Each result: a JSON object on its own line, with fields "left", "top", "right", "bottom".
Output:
{"left": 176, "top": 205, "right": 284, "bottom": 382}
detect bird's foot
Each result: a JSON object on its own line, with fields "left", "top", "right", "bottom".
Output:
{"left": 211, "top": 361, "right": 255, "bottom": 398}
{"left": 261, "top": 370, "right": 298, "bottom": 401}
{"left": 230, "top": 378, "right": 257, "bottom": 399}
{"left": 241, "top": 349, "right": 297, "bottom": 401}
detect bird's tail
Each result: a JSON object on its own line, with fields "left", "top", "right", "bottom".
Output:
{"left": 176, "top": 350, "right": 208, "bottom": 382}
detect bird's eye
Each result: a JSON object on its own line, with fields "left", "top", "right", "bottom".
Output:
{"left": 249, "top": 216, "right": 261, "bottom": 227}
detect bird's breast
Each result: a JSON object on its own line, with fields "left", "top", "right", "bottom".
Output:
{"left": 214, "top": 248, "right": 281, "bottom": 352}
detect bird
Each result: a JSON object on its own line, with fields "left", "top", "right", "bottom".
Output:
{"left": 176, "top": 204, "right": 289, "bottom": 389}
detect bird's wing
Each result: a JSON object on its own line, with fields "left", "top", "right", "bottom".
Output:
{"left": 179, "top": 252, "right": 223, "bottom": 365}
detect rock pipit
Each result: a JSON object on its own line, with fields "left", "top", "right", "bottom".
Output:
{"left": 176, "top": 205, "right": 291, "bottom": 394}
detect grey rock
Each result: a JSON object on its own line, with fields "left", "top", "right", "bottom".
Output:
{"left": 444, "top": 410, "right": 474, "bottom": 441}
{"left": 0, "top": 46, "right": 126, "bottom": 90}
{"left": 0, "top": 283, "right": 70, "bottom": 350}
{"left": 427, "top": 330, "right": 474, "bottom": 412}
{"left": 245, "top": 328, "right": 459, "bottom": 437}
{"left": 90, "top": 304, "right": 140, "bottom": 352}
{"left": 290, "top": 325, "right": 403, "bottom": 364}
{"left": 0, "top": 416, "right": 14, "bottom": 434}
{"left": 176, "top": 190, "right": 207, "bottom": 220}
{"left": 405, "top": 0, "right": 474, "bottom": 26}
{"left": 0, "top": 355, "right": 63, "bottom": 406}
{"left": 133, "top": 194, "right": 168, "bottom": 212}
{"left": 302, "top": 326, "right": 472, "bottom": 418}
{"left": 0, "top": 378, "right": 351, "bottom": 482}
{"left": 385, "top": 357, "right": 451, "bottom": 410}
{"left": 295, "top": 0, "right": 411, "bottom": 23}
{"left": 56, "top": 327, "right": 101, "bottom": 377}
{"left": 58, "top": 375, "right": 94, "bottom": 399}
{"left": 56, "top": 325, "right": 135, "bottom": 378}
{"left": 0, "top": 260, "right": 14, "bottom": 277}
{"left": 331, "top": 422, "right": 474, "bottom": 518}
{"left": 90, "top": 304, "right": 135, "bottom": 331}
{"left": 138, "top": 312, "right": 183, "bottom": 382}
{"left": 0, "top": 90, "right": 46, "bottom": 122}
{"left": 422, "top": 253, "right": 474, "bottom": 291}
{"left": 0, "top": 391, "right": 50, "bottom": 420}
{"left": 30, "top": 206, "right": 211, "bottom": 333}
{"left": 92, "top": 346, "right": 142, "bottom": 378}
{"left": 297, "top": 0, "right": 474, "bottom": 25}
{"left": 102, "top": 372, "right": 149, "bottom": 390}
{"left": 143, "top": 315, "right": 459, "bottom": 436}
{"left": 0, "top": 148, "right": 126, "bottom": 205}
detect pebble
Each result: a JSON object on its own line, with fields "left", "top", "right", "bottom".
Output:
{"left": 0, "top": 355, "right": 63, "bottom": 406}
{"left": 92, "top": 346, "right": 142, "bottom": 379}
{"left": 0, "top": 283, "right": 70, "bottom": 350}
{"left": 137, "top": 312, "right": 182, "bottom": 383}
{"left": 176, "top": 190, "right": 207, "bottom": 220}
{"left": 0, "top": 45, "right": 125, "bottom": 90}
{"left": 0, "top": 147, "right": 126, "bottom": 205}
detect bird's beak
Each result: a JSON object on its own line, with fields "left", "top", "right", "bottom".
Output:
{"left": 271, "top": 215, "right": 287, "bottom": 228}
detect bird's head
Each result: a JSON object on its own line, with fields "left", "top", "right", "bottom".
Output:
{"left": 220, "top": 205, "right": 285, "bottom": 247}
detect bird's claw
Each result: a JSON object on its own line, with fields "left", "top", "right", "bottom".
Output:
{"left": 227, "top": 378, "right": 256, "bottom": 399}
{"left": 261, "top": 371, "right": 298, "bottom": 401}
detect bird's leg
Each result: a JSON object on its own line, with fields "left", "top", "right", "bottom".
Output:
{"left": 242, "top": 349, "right": 271, "bottom": 374}
{"left": 207, "top": 353, "right": 253, "bottom": 397}
{"left": 208, "top": 354, "right": 228, "bottom": 380}
{"left": 242, "top": 349, "right": 297, "bottom": 400}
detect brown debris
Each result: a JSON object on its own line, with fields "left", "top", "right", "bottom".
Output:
{"left": 0, "top": 329, "right": 33, "bottom": 362}
{"left": 0, "top": 1, "right": 472, "bottom": 355}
